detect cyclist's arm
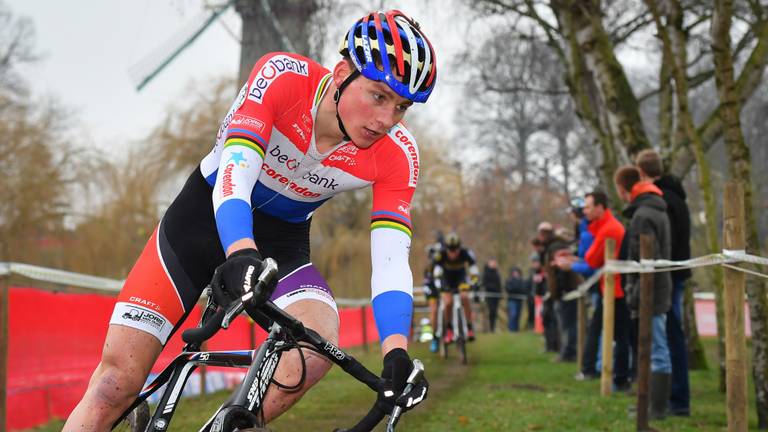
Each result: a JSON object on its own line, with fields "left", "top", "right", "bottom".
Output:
{"left": 466, "top": 249, "right": 479, "bottom": 284}
{"left": 211, "top": 53, "right": 299, "bottom": 255}
{"left": 370, "top": 126, "right": 419, "bottom": 355}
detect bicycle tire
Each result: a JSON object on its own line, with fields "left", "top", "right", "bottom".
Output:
{"left": 440, "top": 334, "right": 449, "bottom": 359}
{"left": 456, "top": 313, "right": 467, "bottom": 365}
{"left": 113, "top": 400, "right": 150, "bottom": 432}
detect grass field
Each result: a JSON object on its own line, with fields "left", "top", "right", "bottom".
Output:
{"left": 29, "top": 332, "right": 749, "bottom": 431}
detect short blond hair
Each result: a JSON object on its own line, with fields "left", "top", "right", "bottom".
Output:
{"left": 635, "top": 149, "right": 663, "bottom": 177}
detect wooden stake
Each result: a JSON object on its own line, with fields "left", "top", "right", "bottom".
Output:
{"left": 361, "top": 305, "right": 368, "bottom": 352}
{"left": 600, "top": 239, "right": 616, "bottom": 396}
{"left": 577, "top": 295, "right": 586, "bottom": 373}
{"left": 636, "top": 234, "right": 654, "bottom": 431}
{"left": 723, "top": 181, "right": 747, "bottom": 431}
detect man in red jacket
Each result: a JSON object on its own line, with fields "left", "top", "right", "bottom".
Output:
{"left": 555, "top": 191, "right": 631, "bottom": 389}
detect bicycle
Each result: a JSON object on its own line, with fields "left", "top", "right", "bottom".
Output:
{"left": 113, "top": 258, "right": 425, "bottom": 432}
{"left": 434, "top": 284, "right": 468, "bottom": 365}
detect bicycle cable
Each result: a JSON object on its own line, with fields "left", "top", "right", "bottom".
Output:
{"left": 269, "top": 334, "right": 308, "bottom": 393}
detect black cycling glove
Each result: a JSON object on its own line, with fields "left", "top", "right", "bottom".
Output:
{"left": 376, "top": 348, "right": 428, "bottom": 413}
{"left": 210, "top": 248, "right": 270, "bottom": 310}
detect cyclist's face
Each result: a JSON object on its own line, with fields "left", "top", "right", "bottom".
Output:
{"left": 334, "top": 62, "right": 413, "bottom": 148}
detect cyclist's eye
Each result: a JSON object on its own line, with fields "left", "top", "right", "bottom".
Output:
{"left": 372, "top": 92, "right": 384, "bottom": 102}
{"left": 397, "top": 104, "right": 410, "bottom": 113}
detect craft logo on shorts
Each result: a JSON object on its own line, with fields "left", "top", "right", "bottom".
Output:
{"left": 248, "top": 55, "right": 309, "bottom": 103}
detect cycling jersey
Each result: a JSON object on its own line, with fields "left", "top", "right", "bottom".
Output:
{"left": 113, "top": 53, "right": 419, "bottom": 343}
{"left": 432, "top": 247, "right": 479, "bottom": 292}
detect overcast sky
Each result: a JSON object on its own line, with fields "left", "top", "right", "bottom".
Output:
{"left": 8, "top": 0, "right": 462, "bottom": 157}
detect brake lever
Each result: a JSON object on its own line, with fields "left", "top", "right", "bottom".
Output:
{"left": 221, "top": 301, "right": 245, "bottom": 329}
{"left": 222, "top": 258, "right": 278, "bottom": 329}
{"left": 386, "top": 359, "right": 425, "bottom": 431}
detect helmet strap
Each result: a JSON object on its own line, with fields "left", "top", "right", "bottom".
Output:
{"left": 334, "top": 70, "right": 360, "bottom": 141}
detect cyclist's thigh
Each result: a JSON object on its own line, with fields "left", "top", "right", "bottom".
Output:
{"left": 110, "top": 172, "right": 223, "bottom": 345}
{"left": 271, "top": 262, "right": 339, "bottom": 372}
{"left": 100, "top": 324, "right": 163, "bottom": 381}
{"left": 271, "top": 261, "right": 339, "bottom": 341}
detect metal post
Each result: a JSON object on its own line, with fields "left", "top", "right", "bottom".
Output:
{"left": 723, "top": 181, "right": 747, "bottom": 431}
{"left": 600, "top": 239, "right": 616, "bottom": 396}
{"left": 0, "top": 278, "right": 7, "bottom": 432}
{"left": 636, "top": 234, "right": 654, "bottom": 431}
{"left": 577, "top": 295, "right": 586, "bottom": 373}
{"left": 361, "top": 305, "right": 368, "bottom": 352}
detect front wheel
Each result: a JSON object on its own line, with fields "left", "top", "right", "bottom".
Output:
{"left": 456, "top": 311, "right": 468, "bottom": 365}
{"left": 113, "top": 400, "right": 150, "bottom": 432}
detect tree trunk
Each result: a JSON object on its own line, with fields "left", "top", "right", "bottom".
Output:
{"left": 236, "top": 0, "right": 319, "bottom": 84}
{"left": 682, "top": 279, "right": 708, "bottom": 370}
{"left": 645, "top": 0, "right": 728, "bottom": 391}
{"left": 669, "top": 19, "right": 768, "bottom": 178}
{"left": 712, "top": 0, "right": 768, "bottom": 425}
{"left": 553, "top": 0, "right": 651, "bottom": 206}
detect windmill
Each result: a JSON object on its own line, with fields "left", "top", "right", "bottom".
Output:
{"left": 128, "top": 0, "right": 320, "bottom": 91}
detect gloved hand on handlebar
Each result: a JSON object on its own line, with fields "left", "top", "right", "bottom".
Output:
{"left": 376, "top": 348, "right": 428, "bottom": 413}
{"left": 210, "top": 248, "right": 272, "bottom": 315}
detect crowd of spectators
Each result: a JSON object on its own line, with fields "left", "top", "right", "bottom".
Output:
{"left": 521, "top": 149, "right": 693, "bottom": 420}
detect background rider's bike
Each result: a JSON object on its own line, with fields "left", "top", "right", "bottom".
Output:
{"left": 112, "top": 258, "right": 424, "bottom": 432}
{"left": 435, "top": 288, "right": 468, "bottom": 365}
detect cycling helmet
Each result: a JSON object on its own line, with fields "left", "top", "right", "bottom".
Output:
{"left": 445, "top": 232, "right": 461, "bottom": 250}
{"left": 339, "top": 10, "right": 437, "bottom": 103}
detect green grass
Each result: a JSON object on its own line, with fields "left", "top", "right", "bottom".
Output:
{"left": 27, "top": 333, "right": 747, "bottom": 431}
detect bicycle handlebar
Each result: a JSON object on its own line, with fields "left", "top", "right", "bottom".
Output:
{"left": 180, "top": 257, "right": 423, "bottom": 431}
{"left": 181, "top": 258, "right": 279, "bottom": 345}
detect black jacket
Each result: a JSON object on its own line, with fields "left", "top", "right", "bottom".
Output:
{"left": 505, "top": 275, "right": 529, "bottom": 298}
{"left": 654, "top": 175, "right": 692, "bottom": 282}
{"left": 482, "top": 266, "right": 502, "bottom": 294}
{"left": 623, "top": 190, "right": 672, "bottom": 316}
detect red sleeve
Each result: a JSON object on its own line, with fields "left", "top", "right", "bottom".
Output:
{"left": 226, "top": 53, "right": 312, "bottom": 149}
{"left": 370, "top": 125, "right": 418, "bottom": 236}
{"left": 584, "top": 232, "right": 606, "bottom": 269}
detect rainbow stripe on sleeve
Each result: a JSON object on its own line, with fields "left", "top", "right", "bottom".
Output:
{"left": 224, "top": 129, "right": 267, "bottom": 160}
{"left": 370, "top": 210, "right": 412, "bottom": 237}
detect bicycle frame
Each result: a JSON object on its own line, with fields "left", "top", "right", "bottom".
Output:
{"left": 114, "top": 303, "right": 383, "bottom": 431}
{"left": 435, "top": 291, "right": 468, "bottom": 342}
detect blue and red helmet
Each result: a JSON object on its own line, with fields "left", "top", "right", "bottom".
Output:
{"left": 339, "top": 10, "right": 437, "bottom": 103}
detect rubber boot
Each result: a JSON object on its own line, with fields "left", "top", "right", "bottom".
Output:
{"left": 650, "top": 373, "right": 671, "bottom": 420}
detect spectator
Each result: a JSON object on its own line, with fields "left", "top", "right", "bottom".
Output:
{"left": 636, "top": 149, "right": 691, "bottom": 417}
{"left": 555, "top": 191, "right": 631, "bottom": 389}
{"left": 526, "top": 252, "right": 542, "bottom": 330}
{"left": 505, "top": 266, "right": 528, "bottom": 332}
{"left": 615, "top": 165, "right": 673, "bottom": 420}
{"left": 482, "top": 259, "right": 503, "bottom": 332}
{"left": 534, "top": 227, "right": 560, "bottom": 353}
{"left": 547, "top": 227, "right": 580, "bottom": 362}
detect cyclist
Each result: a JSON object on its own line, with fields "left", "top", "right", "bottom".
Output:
{"left": 64, "top": 10, "right": 435, "bottom": 431}
{"left": 432, "top": 232, "right": 479, "bottom": 344}
{"left": 423, "top": 232, "right": 444, "bottom": 352}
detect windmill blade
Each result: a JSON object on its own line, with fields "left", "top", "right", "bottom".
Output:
{"left": 128, "top": 0, "right": 236, "bottom": 91}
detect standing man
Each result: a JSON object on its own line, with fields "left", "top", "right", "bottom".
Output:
{"left": 636, "top": 149, "right": 691, "bottom": 417}
{"left": 535, "top": 224, "right": 560, "bottom": 353}
{"left": 482, "top": 259, "right": 503, "bottom": 332}
{"left": 615, "top": 165, "right": 673, "bottom": 420}
{"left": 548, "top": 227, "right": 580, "bottom": 362}
{"left": 555, "top": 192, "right": 630, "bottom": 388}
{"left": 504, "top": 266, "right": 528, "bottom": 332}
